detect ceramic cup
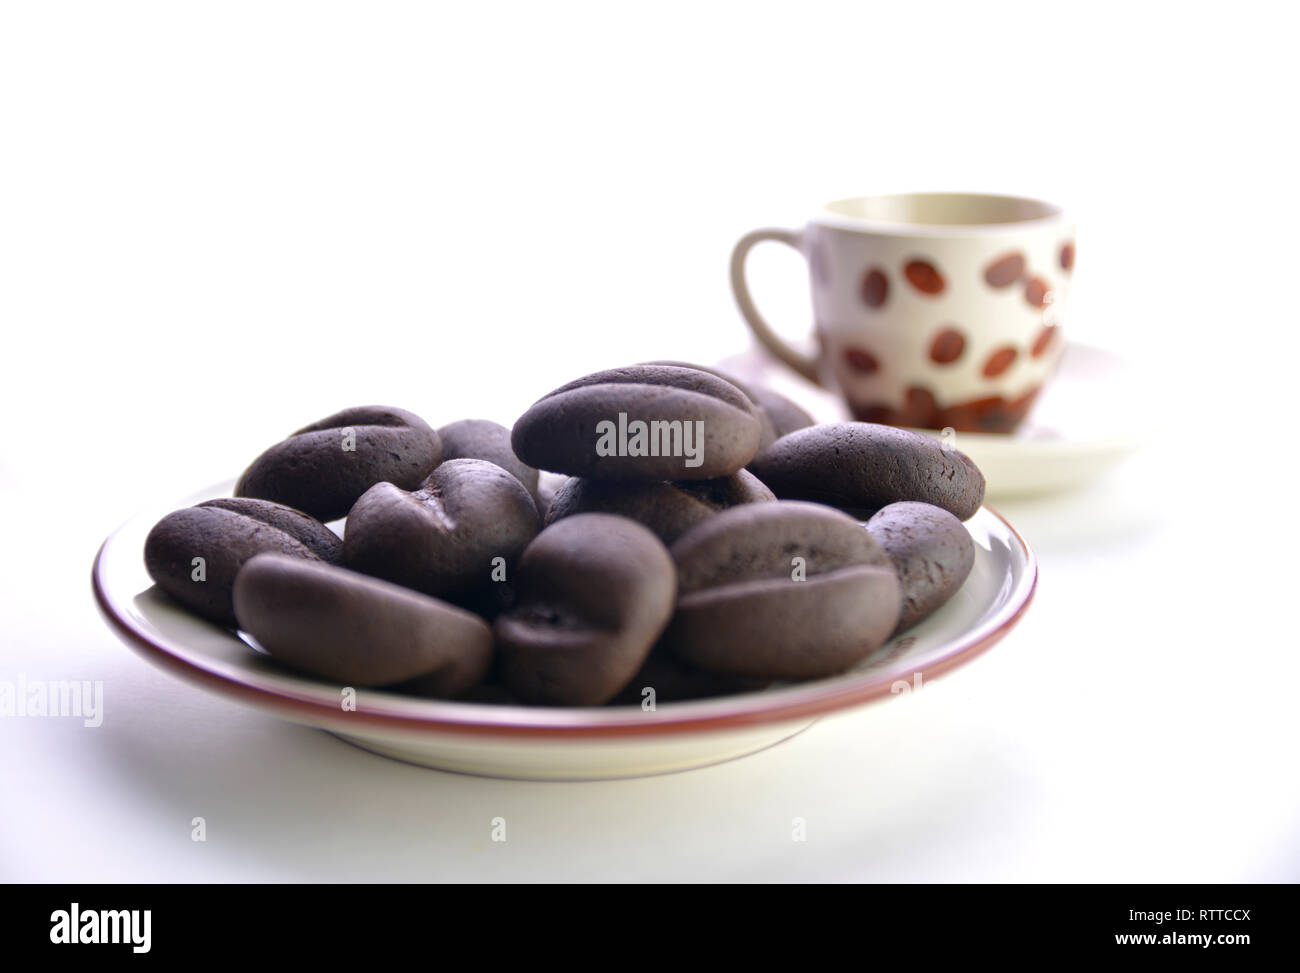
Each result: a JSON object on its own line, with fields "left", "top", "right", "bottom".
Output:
{"left": 731, "top": 192, "right": 1074, "bottom": 433}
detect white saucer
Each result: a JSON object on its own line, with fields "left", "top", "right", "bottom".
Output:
{"left": 717, "top": 341, "right": 1151, "bottom": 498}
{"left": 93, "top": 482, "right": 1036, "bottom": 781}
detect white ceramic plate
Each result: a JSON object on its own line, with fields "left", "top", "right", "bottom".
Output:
{"left": 93, "top": 482, "right": 1036, "bottom": 781}
{"left": 717, "top": 341, "right": 1151, "bottom": 498}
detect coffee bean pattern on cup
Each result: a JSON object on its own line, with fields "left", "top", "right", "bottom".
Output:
{"left": 496, "top": 514, "right": 676, "bottom": 706}
{"left": 511, "top": 365, "right": 763, "bottom": 480}
{"left": 663, "top": 501, "right": 901, "bottom": 680}
{"left": 344, "top": 458, "right": 539, "bottom": 599}
{"left": 236, "top": 406, "right": 442, "bottom": 521}
{"left": 233, "top": 553, "right": 492, "bottom": 692}
{"left": 437, "top": 419, "right": 540, "bottom": 503}
{"left": 748, "top": 422, "right": 986, "bottom": 520}
{"left": 732, "top": 193, "right": 1071, "bottom": 436}
{"left": 545, "top": 469, "right": 774, "bottom": 545}
{"left": 143, "top": 368, "right": 991, "bottom": 707}
{"left": 866, "top": 502, "right": 976, "bottom": 634}
{"left": 144, "top": 498, "right": 342, "bottom": 626}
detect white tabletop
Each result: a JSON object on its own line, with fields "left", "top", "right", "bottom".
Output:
{"left": 2, "top": 2, "right": 1296, "bottom": 882}
{"left": 7, "top": 435, "right": 1295, "bottom": 882}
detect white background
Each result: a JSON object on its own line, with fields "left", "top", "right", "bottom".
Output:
{"left": 2, "top": 1, "right": 1297, "bottom": 881}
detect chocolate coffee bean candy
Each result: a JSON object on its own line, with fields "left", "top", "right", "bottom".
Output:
{"left": 611, "top": 649, "right": 770, "bottom": 705}
{"left": 437, "top": 419, "right": 540, "bottom": 502}
{"left": 748, "top": 422, "right": 986, "bottom": 521}
{"left": 236, "top": 406, "right": 441, "bottom": 521}
{"left": 545, "top": 469, "right": 774, "bottom": 545}
{"left": 533, "top": 477, "right": 560, "bottom": 521}
{"left": 456, "top": 681, "right": 527, "bottom": 705}
{"left": 144, "top": 499, "right": 340, "bottom": 626}
{"left": 643, "top": 360, "right": 813, "bottom": 449}
{"left": 496, "top": 514, "right": 676, "bottom": 706}
{"left": 344, "top": 458, "right": 539, "bottom": 599}
{"left": 663, "top": 501, "right": 901, "bottom": 680}
{"left": 198, "top": 498, "right": 343, "bottom": 562}
{"left": 867, "top": 502, "right": 975, "bottom": 633}
{"left": 451, "top": 577, "right": 518, "bottom": 623}
{"left": 233, "top": 553, "right": 492, "bottom": 691}
{"left": 643, "top": 360, "right": 775, "bottom": 447}
{"left": 511, "top": 365, "right": 762, "bottom": 481}
{"left": 749, "top": 383, "right": 814, "bottom": 443}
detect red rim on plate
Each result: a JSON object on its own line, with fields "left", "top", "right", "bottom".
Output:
{"left": 92, "top": 501, "right": 1036, "bottom": 739}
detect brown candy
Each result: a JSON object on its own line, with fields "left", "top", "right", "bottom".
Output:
{"left": 236, "top": 406, "right": 441, "bottom": 522}
{"left": 643, "top": 360, "right": 813, "bottom": 449}
{"left": 233, "top": 553, "right": 492, "bottom": 692}
{"left": 344, "top": 458, "right": 539, "bottom": 599}
{"left": 495, "top": 514, "right": 676, "bottom": 706}
{"left": 748, "top": 422, "right": 986, "bottom": 520}
{"left": 437, "top": 418, "right": 540, "bottom": 502}
{"left": 663, "top": 501, "right": 901, "bottom": 680}
{"left": 544, "top": 469, "right": 774, "bottom": 545}
{"left": 611, "top": 649, "right": 771, "bottom": 705}
{"left": 867, "top": 502, "right": 975, "bottom": 633}
{"left": 751, "top": 383, "right": 815, "bottom": 443}
{"left": 144, "top": 498, "right": 342, "bottom": 626}
{"left": 511, "top": 365, "right": 762, "bottom": 481}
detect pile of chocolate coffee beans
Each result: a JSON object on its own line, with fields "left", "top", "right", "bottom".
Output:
{"left": 143, "top": 363, "right": 984, "bottom": 706}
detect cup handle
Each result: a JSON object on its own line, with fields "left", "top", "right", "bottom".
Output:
{"left": 730, "top": 227, "right": 821, "bottom": 385}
